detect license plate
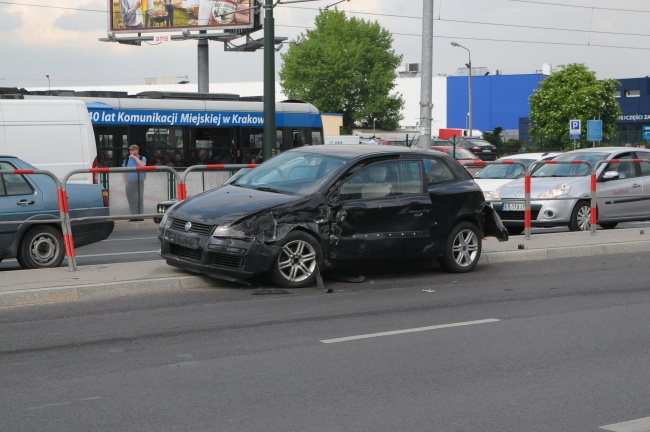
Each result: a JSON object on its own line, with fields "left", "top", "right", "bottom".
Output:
{"left": 502, "top": 202, "right": 525, "bottom": 211}
{"left": 482, "top": 149, "right": 491, "bottom": 152}
{"left": 166, "top": 230, "right": 200, "bottom": 249}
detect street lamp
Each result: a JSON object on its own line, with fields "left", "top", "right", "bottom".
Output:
{"left": 451, "top": 41, "right": 472, "bottom": 137}
{"left": 373, "top": 117, "right": 377, "bottom": 137}
{"left": 45, "top": 74, "right": 50, "bottom": 93}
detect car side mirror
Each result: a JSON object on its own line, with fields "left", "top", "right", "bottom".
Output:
{"left": 602, "top": 170, "right": 620, "bottom": 181}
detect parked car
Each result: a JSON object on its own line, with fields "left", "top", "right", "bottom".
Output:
{"left": 474, "top": 152, "right": 563, "bottom": 200}
{"left": 453, "top": 138, "right": 498, "bottom": 161}
{"left": 431, "top": 145, "right": 485, "bottom": 176}
{"left": 490, "top": 147, "right": 650, "bottom": 234}
{"left": 0, "top": 156, "right": 114, "bottom": 268}
{"left": 380, "top": 138, "right": 409, "bottom": 147}
{"left": 158, "top": 145, "right": 508, "bottom": 288}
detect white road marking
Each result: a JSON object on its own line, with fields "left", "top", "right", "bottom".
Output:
{"left": 320, "top": 318, "right": 501, "bottom": 344}
{"left": 600, "top": 416, "right": 650, "bottom": 432}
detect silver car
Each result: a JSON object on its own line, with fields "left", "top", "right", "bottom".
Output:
{"left": 474, "top": 152, "right": 562, "bottom": 200}
{"left": 491, "top": 147, "right": 650, "bottom": 234}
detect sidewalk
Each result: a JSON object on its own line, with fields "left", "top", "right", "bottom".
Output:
{"left": 2, "top": 227, "right": 650, "bottom": 308}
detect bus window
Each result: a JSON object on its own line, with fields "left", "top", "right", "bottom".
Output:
{"left": 190, "top": 127, "right": 234, "bottom": 165}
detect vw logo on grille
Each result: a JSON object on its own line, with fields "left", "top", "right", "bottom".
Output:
{"left": 184, "top": 222, "right": 192, "bottom": 231}
{"left": 515, "top": 190, "right": 522, "bottom": 196}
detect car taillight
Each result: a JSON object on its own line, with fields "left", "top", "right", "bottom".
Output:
{"left": 102, "top": 189, "right": 109, "bottom": 207}
{"left": 92, "top": 157, "right": 99, "bottom": 184}
{"left": 472, "top": 147, "right": 481, "bottom": 151}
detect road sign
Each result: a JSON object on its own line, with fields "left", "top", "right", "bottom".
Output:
{"left": 587, "top": 120, "right": 602, "bottom": 141}
{"left": 570, "top": 119, "right": 581, "bottom": 140}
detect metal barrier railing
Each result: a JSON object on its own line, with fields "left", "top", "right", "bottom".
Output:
{"left": 63, "top": 165, "right": 183, "bottom": 221}
{"left": 177, "top": 164, "right": 259, "bottom": 200}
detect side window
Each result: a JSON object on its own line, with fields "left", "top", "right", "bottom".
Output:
{"left": 636, "top": 152, "right": 650, "bottom": 177}
{"left": 423, "top": 157, "right": 455, "bottom": 185}
{"left": 338, "top": 160, "right": 422, "bottom": 200}
{"left": 4, "top": 174, "right": 34, "bottom": 196}
{"left": 0, "top": 162, "right": 34, "bottom": 196}
{"left": 619, "top": 154, "right": 637, "bottom": 179}
{"left": 607, "top": 153, "right": 636, "bottom": 179}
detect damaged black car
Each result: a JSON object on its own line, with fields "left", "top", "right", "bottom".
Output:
{"left": 158, "top": 145, "right": 508, "bottom": 288}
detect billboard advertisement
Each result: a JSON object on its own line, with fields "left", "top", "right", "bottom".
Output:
{"left": 109, "top": 0, "right": 253, "bottom": 33}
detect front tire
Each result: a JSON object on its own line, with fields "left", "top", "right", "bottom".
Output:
{"left": 598, "top": 222, "right": 618, "bottom": 229}
{"left": 17, "top": 226, "right": 65, "bottom": 269}
{"left": 269, "top": 231, "right": 322, "bottom": 288}
{"left": 568, "top": 201, "right": 591, "bottom": 231}
{"left": 438, "top": 222, "right": 482, "bottom": 273}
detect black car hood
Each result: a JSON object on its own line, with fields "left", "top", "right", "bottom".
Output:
{"left": 171, "top": 185, "right": 304, "bottom": 225}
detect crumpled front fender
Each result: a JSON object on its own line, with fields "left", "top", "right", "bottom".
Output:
{"left": 482, "top": 204, "right": 509, "bottom": 242}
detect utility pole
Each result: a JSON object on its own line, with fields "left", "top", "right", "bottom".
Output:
{"left": 418, "top": 0, "right": 433, "bottom": 149}
{"left": 197, "top": 31, "right": 209, "bottom": 93}
{"left": 262, "top": 0, "right": 276, "bottom": 161}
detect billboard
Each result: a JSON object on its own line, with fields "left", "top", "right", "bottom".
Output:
{"left": 109, "top": 0, "right": 254, "bottom": 33}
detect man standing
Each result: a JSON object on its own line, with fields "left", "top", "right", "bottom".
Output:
{"left": 119, "top": 0, "right": 143, "bottom": 29}
{"left": 164, "top": 0, "right": 174, "bottom": 26}
{"left": 122, "top": 145, "right": 147, "bottom": 221}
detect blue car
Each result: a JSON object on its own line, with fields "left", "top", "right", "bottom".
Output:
{"left": 0, "top": 156, "right": 114, "bottom": 269}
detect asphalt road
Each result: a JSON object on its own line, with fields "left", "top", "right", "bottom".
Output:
{"left": 2, "top": 252, "right": 650, "bottom": 432}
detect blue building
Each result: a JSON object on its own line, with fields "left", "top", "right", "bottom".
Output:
{"left": 446, "top": 73, "right": 650, "bottom": 146}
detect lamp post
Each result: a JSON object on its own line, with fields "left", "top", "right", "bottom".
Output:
{"left": 45, "top": 74, "right": 50, "bottom": 93}
{"left": 373, "top": 117, "right": 376, "bottom": 137}
{"left": 451, "top": 41, "right": 472, "bottom": 137}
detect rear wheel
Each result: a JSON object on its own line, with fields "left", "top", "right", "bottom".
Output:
{"left": 568, "top": 201, "right": 591, "bottom": 231}
{"left": 17, "top": 226, "right": 65, "bottom": 269}
{"left": 269, "top": 231, "right": 322, "bottom": 288}
{"left": 438, "top": 222, "right": 482, "bottom": 273}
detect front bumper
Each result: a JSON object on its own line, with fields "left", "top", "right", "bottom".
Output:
{"left": 158, "top": 227, "right": 279, "bottom": 283}
{"left": 491, "top": 198, "right": 577, "bottom": 227}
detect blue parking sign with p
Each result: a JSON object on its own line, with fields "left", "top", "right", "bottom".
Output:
{"left": 570, "top": 119, "right": 581, "bottom": 139}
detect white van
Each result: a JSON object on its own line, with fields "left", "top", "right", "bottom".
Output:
{"left": 0, "top": 99, "right": 98, "bottom": 183}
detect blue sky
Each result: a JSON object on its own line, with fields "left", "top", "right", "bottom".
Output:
{"left": 1, "top": 0, "right": 649, "bottom": 89}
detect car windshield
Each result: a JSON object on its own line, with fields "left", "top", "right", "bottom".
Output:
{"left": 233, "top": 151, "right": 348, "bottom": 195}
{"left": 531, "top": 152, "right": 608, "bottom": 177}
{"left": 475, "top": 162, "right": 528, "bottom": 179}
{"left": 444, "top": 148, "right": 478, "bottom": 160}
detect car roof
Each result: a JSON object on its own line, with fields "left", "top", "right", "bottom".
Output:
{"left": 565, "top": 146, "right": 650, "bottom": 154}
{"left": 295, "top": 144, "right": 452, "bottom": 159}
{"left": 498, "top": 152, "right": 562, "bottom": 161}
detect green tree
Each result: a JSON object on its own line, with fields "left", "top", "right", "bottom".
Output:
{"left": 529, "top": 63, "right": 620, "bottom": 150}
{"left": 279, "top": 9, "right": 404, "bottom": 134}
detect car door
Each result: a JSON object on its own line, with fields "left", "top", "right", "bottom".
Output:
{"left": 596, "top": 152, "right": 644, "bottom": 219}
{"left": 0, "top": 162, "right": 44, "bottom": 250}
{"left": 328, "top": 159, "right": 432, "bottom": 261}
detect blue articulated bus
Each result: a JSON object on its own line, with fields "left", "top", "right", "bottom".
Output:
{"left": 24, "top": 91, "right": 323, "bottom": 168}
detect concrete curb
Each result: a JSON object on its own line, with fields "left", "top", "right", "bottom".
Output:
{"left": 3, "top": 237, "right": 650, "bottom": 308}
{"left": 0, "top": 275, "right": 219, "bottom": 308}
{"left": 480, "top": 240, "right": 650, "bottom": 264}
